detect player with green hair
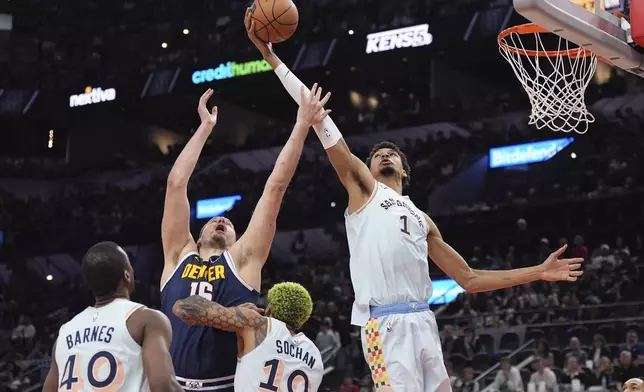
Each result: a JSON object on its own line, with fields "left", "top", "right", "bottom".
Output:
{"left": 173, "top": 282, "right": 324, "bottom": 391}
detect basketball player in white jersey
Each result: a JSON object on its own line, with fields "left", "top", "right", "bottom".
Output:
{"left": 172, "top": 282, "right": 323, "bottom": 392}
{"left": 246, "top": 10, "right": 585, "bottom": 392}
{"left": 43, "top": 241, "right": 183, "bottom": 392}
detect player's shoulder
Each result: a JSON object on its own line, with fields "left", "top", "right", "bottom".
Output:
{"left": 130, "top": 306, "right": 171, "bottom": 331}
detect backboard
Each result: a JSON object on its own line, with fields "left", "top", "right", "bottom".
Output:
{"left": 513, "top": 0, "right": 644, "bottom": 76}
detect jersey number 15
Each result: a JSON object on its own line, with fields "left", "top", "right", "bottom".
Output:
{"left": 260, "top": 359, "right": 310, "bottom": 392}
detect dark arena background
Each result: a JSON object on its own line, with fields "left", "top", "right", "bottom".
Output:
{"left": 1, "top": 0, "right": 644, "bottom": 390}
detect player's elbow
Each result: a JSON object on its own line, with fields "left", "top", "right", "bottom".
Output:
{"left": 264, "top": 179, "right": 288, "bottom": 197}
{"left": 166, "top": 171, "right": 188, "bottom": 189}
{"left": 458, "top": 271, "right": 481, "bottom": 293}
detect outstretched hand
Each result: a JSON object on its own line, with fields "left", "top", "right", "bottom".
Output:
{"left": 540, "top": 244, "right": 584, "bottom": 282}
{"left": 245, "top": 7, "right": 274, "bottom": 58}
{"left": 296, "top": 83, "right": 331, "bottom": 127}
{"left": 198, "top": 88, "right": 218, "bottom": 127}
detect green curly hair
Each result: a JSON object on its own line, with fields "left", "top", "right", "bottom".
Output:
{"left": 267, "top": 282, "right": 313, "bottom": 330}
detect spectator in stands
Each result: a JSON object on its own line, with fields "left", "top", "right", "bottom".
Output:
{"left": 454, "top": 364, "right": 480, "bottom": 392}
{"left": 291, "top": 231, "right": 308, "bottom": 258}
{"left": 452, "top": 326, "right": 483, "bottom": 360}
{"left": 442, "top": 324, "right": 459, "bottom": 356}
{"left": 10, "top": 315, "right": 35, "bottom": 346}
{"left": 590, "top": 244, "right": 617, "bottom": 269}
{"left": 565, "top": 337, "right": 588, "bottom": 365}
{"left": 535, "top": 340, "right": 556, "bottom": 368}
{"left": 339, "top": 374, "right": 359, "bottom": 392}
{"left": 315, "top": 320, "right": 341, "bottom": 356}
{"left": 445, "top": 359, "right": 459, "bottom": 387}
{"left": 358, "top": 374, "right": 374, "bottom": 392}
{"left": 590, "top": 333, "right": 613, "bottom": 368}
{"left": 490, "top": 357, "right": 524, "bottom": 392}
{"left": 571, "top": 235, "right": 589, "bottom": 261}
{"left": 560, "top": 357, "right": 592, "bottom": 388}
{"left": 455, "top": 300, "right": 478, "bottom": 326}
{"left": 618, "top": 329, "right": 644, "bottom": 365}
{"left": 614, "top": 351, "right": 641, "bottom": 383}
{"left": 529, "top": 356, "right": 558, "bottom": 392}
{"left": 592, "top": 356, "right": 617, "bottom": 389}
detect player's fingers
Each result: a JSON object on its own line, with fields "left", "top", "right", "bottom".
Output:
{"left": 318, "top": 109, "right": 332, "bottom": 121}
{"left": 211, "top": 105, "right": 218, "bottom": 116}
{"left": 551, "top": 244, "right": 567, "bottom": 258}
{"left": 320, "top": 91, "right": 331, "bottom": 106}
{"left": 314, "top": 84, "right": 323, "bottom": 101}
{"left": 567, "top": 276, "right": 578, "bottom": 282}
{"left": 564, "top": 257, "right": 584, "bottom": 264}
{"left": 300, "top": 86, "right": 307, "bottom": 105}
{"left": 199, "top": 88, "right": 211, "bottom": 103}
{"left": 245, "top": 9, "right": 251, "bottom": 31}
{"left": 310, "top": 83, "right": 318, "bottom": 102}
{"left": 249, "top": 20, "right": 257, "bottom": 36}
{"left": 569, "top": 270, "right": 583, "bottom": 277}
{"left": 569, "top": 263, "right": 581, "bottom": 270}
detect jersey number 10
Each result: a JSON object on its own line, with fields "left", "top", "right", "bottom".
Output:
{"left": 260, "top": 359, "right": 310, "bottom": 392}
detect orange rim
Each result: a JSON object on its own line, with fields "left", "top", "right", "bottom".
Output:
{"left": 498, "top": 23, "right": 594, "bottom": 59}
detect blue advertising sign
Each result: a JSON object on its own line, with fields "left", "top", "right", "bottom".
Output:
{"left": 428, "top": 278, "right": 466, "bottom": 305}
{"left": 196, "top": 195, "right": 242, "bottom": 219}
{"left": 489, "top": 137, "right": 574, "bottom": 168}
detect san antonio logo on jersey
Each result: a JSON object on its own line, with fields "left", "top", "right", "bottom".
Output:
{"left": 380, "top": 197, "right": 425, "bottom": 231}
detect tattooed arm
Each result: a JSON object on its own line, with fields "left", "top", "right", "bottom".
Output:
{"left": 173, "top": 295, "right": 266, "bottom": 332}
{"left": 173, "top": 295, "right": 268, "bottom": 353}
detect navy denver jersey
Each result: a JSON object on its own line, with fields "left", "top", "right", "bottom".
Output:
{"left": 161, "top": 250, "right": 259, "bottom": 391}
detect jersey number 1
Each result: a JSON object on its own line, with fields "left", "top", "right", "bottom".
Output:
{"left": 400, "top": 215, "right": 411, "bottom": 235}
{"left": 260, "top": 359, "right": 310, "bottom": 392}
{"left": 59, "top": 351, "right": 123, "bottom": 390}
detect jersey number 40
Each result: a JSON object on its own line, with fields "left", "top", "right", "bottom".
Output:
{"left": 59, "top": 351, "right": 123, "bottom": 391}
{"left": 260, "top": 359, "right": 310, "bottom": 392}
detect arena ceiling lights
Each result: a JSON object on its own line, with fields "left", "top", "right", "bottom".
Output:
{"left": 365, "top": 24, "right": 433, "bottom": 54}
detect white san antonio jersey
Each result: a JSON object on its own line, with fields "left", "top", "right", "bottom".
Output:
{"left": 345, "top": 181, "right": 433, "bottom": 326}
{"left": 54, "top": 299, "right": 149, "bottom": 392}
{"left": 235, "top": 318, "right": 324, "bottom": 392}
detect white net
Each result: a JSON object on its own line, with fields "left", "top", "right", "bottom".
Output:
{"left": 498, "top": 26, "right": 598, "bottom": 134}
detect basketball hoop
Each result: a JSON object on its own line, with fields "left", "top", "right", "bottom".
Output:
{"left": 498, "top": 23, "right": 598, "bottom": 134}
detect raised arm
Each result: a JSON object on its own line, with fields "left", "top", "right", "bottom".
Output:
{"left": 161, "top": 89, "right": 217, "bottom": 286}
{"left": 424, "top": 215, "right": 584, "bottom": 292}
{"left": 232, "top": 84, "right": 331, "bottom": 291}
{"left": 140, "top": 309, "right": 184, "bottom": 392}
{"left": 244, "top": 9, "right": 375, "bottom": 214}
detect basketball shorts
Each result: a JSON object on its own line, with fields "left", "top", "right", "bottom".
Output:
{"left": 360, "top": 306, "right": 451, "bottom": 392}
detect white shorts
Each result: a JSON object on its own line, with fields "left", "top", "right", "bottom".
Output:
{"left": 361, "top": 311, "right": 451, "bottom": 392}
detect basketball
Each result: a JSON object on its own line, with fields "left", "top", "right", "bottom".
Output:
{"left": 250, "top": 0, "right": 299, "bottom": 43}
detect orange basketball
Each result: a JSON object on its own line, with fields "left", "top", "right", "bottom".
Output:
{"left": 250, "top": 0, "right": 299, "bottom": 43}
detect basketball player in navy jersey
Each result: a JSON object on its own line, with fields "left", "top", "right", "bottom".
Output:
{"left": 160, "top": 87, "right": 331, "bottom": 391}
